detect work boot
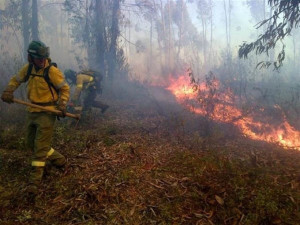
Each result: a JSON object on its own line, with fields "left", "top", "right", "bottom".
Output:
{"left": 43, "top": 162, "right": 52, "bottom": 178}
{"left": 51, "top": 156, "right": 66, "bottom": 168}
{"left": 26, "top": 183, "right": 38, "bottom": 195}
{"left": 29, "top": 167, "right": 44, "bottom": 184}
{"left": 92, "top": 101, "right": 109, "bottom": 113}
{"left": 25, "top": 183, "right": 38, "bottom": 204}
{"left": 53, "top": 157, "right": 69, "bottom": 175}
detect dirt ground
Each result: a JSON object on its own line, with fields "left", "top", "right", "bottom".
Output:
{"left": 0, "top": 90, "right": 300, "bottom": 225}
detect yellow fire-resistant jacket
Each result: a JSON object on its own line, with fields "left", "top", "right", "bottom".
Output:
{"left": 72, "top": 73, "right": 95, "bottom": 103}
{"left": 8, "top": 60, "right": 70, "bottom": 112}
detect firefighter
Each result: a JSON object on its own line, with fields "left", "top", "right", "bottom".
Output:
{"left": 1, "top": 40, "right": 70, "bottom": 195}
{"left": 64, "top": 69, "right": 109, "bottom": 113}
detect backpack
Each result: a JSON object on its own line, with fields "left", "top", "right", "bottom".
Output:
{"left": 80, "top": 70, "right": 103, "bottom": 82}
{"left": 79, "top": 70, "right": 103, "bottom": 93}
{"left": 24, "top": 63, "right": 59, "bottom": 100}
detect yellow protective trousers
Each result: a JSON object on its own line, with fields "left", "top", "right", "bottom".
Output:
{"left": 26, "top": 112, "right": 65, "bottom": 184}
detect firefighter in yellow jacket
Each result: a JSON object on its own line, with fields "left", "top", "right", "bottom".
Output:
{"left": 1, "top": 40, "right": 70, "bottom": 195}
{"left": 64, "top": 69, "right": 109, "bottom": 113}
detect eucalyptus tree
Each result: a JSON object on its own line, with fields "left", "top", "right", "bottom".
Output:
{"left": 172, "top": 0, "right": 203, "bottom": 69}
{"left": 239, "top": 0, "right": 300, "bottom": 69}
{"left": 64, "top": 0, "right": 123, "bottom": 81}
{"left": 135, "top": 0, "right": 178, "bottom": 73}
{"left": 0, "top": 0, "right": 42, "bottom": 62}
{"left": 134, "top": 0, "right": 158, "bottom": 69}
{"left": 155, "top": 0, "right": 202, "bottom": 73}
{"left": 223, "top": 0, "right": 232, "bottom": 60}
{"left": 0, "top": 0, "right": 23, "bottom": 60}
{"left": 196, "top": 0, "right": 213, "bottom": 68}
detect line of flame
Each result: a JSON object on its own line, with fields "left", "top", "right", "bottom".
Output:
{"left": 166, "top": 75, "right": 300, "bottom": 150}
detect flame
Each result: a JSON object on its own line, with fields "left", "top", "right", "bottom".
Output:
{"left": 166, "top": 74, "right": 300, "bottom": 150}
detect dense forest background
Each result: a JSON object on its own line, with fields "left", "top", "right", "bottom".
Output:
{"left": 0, "top": 0, "right": 300, "bottom": 224}
{"left": 1, "top": 0, "right": 300, "bottom": 126}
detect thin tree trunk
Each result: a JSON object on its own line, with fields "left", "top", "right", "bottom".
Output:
{"left": 293, "top": 33, "right": 296, "bottom": 70}
{"left": 32, "top": 0, "right": 39, "bottom": 40}
{"left": 269, "top": 5, "right": 274, "bottom": 62}
{"left": 228, "top": 0, "right": 231, "bottom": 50}
{"left": 209, "top": 0, "right": 213, "bottom": 67}
{"left": 159, "top": 0, "right": 166, "bottom": 67}
{"left": 108, "top": 0, "right": 120, "bottom": 81}
{"left": 224, "top": 0, "right": 228, "bottom": 48}
{"left": 85, "top": 0, "right": 92, "bottom": 66}
{"left": 176, "top": 0, "right": 184, "bottom": 65}
{"left": 168, "top": 0, "right": 171, "bottom": 72}
{"left": 95, "top": 0, "right": 106, "bottom": 74}
{"left": 60, "top": 5, "right": 63, "bottom": 47}
{"left": 22, "top": 0, "right": 30, "bottom": 61}
{"left": 201, "top": 12, "right": 206, "bottom": 71}
{"left": 128, "top": 9, "right": 131, "bottom": 64}
{"left": 150, "top": 17, "right": 152, "bottom": 65}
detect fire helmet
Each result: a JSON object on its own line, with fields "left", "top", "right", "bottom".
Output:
{"left": 27, "top": 40, "right": 49, "bottom": 58}
{"left": 64, "top": 69, "right": 77, "bottom": 84}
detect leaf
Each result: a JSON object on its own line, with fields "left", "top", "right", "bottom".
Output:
{"left": 194, "top": 213, "right": 204, "bottom": 218}
{"left": 208, "top": 199, "right": 216, "bottom": 205}
{"left": 271, "top": 217, "right": 282, "bottom": 224}
{"left": 215, "top": 195, "right": 224, "bottom": 205}
{"left": 130, "top": 206, "right": 135, "bottom": 216}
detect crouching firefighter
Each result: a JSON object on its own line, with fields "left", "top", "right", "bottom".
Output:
{"left": 1, "top": 40, "right": 70, "bottom": 195}
{"left": 64, "top": 69, "right": 109, "bottom": 114}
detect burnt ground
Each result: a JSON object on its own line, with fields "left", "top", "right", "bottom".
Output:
{"left": 0, "top": 85, "right": 300, "bottom": 225}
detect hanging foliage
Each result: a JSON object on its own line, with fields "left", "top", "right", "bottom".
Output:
{"left": 239, "top": 0, "right": 300, "bottom": 69}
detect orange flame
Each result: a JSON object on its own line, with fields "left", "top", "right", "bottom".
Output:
{"left": 167, "top": 74, "right": 300, "bottom": 150}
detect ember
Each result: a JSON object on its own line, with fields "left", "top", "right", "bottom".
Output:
{"left": 167, "top": 74, "right": 300, "bottom": 150}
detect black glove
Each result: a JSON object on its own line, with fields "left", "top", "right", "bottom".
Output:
{"left": 57, "top": 100, "right": 67, "bottom": 117}
{"left": 1, "top": 85, "right": 15, "bottom": 103}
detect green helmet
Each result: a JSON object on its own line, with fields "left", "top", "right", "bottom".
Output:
{"left": 64, "top": 69, "right": 77, "bottom": 84}
{"left": 27, "top": 40, "right": 49, "bottom": 58}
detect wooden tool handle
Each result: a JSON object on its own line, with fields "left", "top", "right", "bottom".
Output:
{"left": 13, "top": 99, "right": 80, "bottom": 120}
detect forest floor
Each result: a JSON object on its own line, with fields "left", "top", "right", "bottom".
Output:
{"left": 0, "top": 87, "right": 300, "bottom": 225}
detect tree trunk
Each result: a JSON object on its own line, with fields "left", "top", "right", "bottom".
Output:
{"left": 22, "top": 0, "right": 30, "bottom": 61}
{"left": 60, "top": 4, "right": 63, "bottom": 48}
{"left": 168, "top": 0, "right": 171, "bottom": 72}
{"left": 228, "top": 0, "right": 231, "bottom": 50}
{"left": 31, "top": 0, "right": 39, "bottom": 40}
{"left": 209, "top": 0, "right": 213, "bottom": 68}
{"left": 223, "top": 0, "right": 228, "bottom": 50}
{"left": 108, "top": 0, "right": 120, "bottom": 81}
{"left": 176, "top": 0, "right": 184, "bottom": 65}
{"left": 85, "top": 0, "right": 92, "bottom": 67}
{"left": 293, "top": 33, "right": 296, "bottom": 70}
{"left": 150, "top": 16, "right": 153, "bottom": 67}
{"left": 201, "top": 11, "right": 206, "bottom": 71}
{"left": 159, "top": 0, "right": 166, "bottom": 68}
{"left": 95, "top": 0, "right": 106, "bottom": 74}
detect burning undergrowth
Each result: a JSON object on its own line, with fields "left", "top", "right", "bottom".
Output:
{"left": 164, "top": 69, "right": 300, "bottom": 150}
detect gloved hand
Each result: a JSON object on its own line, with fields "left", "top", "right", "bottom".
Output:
{"left": 57, "top": 100, "right": 67, "bottom": 117}
{"left": 67, "top": 102, "right": 74, "bottom": 107}
{"left": 1, "top": 85, "right": 16, "bottom": 103}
